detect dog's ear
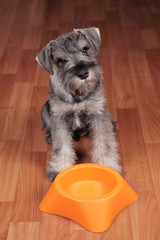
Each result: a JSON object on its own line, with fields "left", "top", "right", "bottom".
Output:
{"left": 36, "top": 41, "right": 55, "bottom": 75}
{"left": 74, "top": 27, "right": 101, "bottom": 54}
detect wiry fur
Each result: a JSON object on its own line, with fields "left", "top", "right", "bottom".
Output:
{"left": 36, "top": 28, "right": 122, "bottom": 181}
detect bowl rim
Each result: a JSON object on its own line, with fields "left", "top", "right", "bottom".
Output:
{"left": 54, "top": 163, "right": 123, "bottom": 201}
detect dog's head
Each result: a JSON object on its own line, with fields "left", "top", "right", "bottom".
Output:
{"left": 36, "top": 27, "right": 102, "bottom": 97}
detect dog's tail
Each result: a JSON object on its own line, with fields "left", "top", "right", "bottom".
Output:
{"left": 41, "top": 101, "right": 52, "bottom": 144}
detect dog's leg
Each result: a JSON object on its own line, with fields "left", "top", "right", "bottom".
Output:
{"left": 90, "top": 110, "right": 122, "bottom": 174}
{"left": 46, "top": 118, "right": 77, "bottom": 181}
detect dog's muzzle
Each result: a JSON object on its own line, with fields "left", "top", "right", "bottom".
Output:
{"left": 75, "top": 62, "right": 89, "bottom": 80}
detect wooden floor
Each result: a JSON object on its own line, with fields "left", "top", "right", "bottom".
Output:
{"left": 0, "top": 0, "right": 160, "bottom": 239}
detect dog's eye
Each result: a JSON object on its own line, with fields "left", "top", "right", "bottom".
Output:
{"left": 82, "top": 47, "right": 89, "bottom": 54}
{"left": 56, "top": 58, "right": 67, "bottom": 66}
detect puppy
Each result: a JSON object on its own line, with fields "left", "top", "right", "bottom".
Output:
{"left": 36, "top": 27, "right": 122, "bottom": 181}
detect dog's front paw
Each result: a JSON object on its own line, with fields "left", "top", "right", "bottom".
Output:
{"left": 94, "top": 158, "right": 123, "bottom": 175}
{"left": 104, "top": 163, "right": 123, "bottom": 176}
{"left": 46, "top": 170, "right": 59, "bottom": 182}
{"left": 111, "top": 164, "right": 123, "bottom": 176}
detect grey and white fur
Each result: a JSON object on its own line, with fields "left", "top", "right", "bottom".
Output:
{"left": 36, "top": 27, "right": 122, "bottom": 181}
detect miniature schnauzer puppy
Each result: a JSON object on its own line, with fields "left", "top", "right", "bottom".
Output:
{"left": 36, "top": 27, "right": 122, "bottom": 181}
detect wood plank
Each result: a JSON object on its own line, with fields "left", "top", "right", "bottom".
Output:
{"left": 140, "top": 29, "right": 160, "bottom": 49}
{"left": 120, "top": 5, "right": 140, "bottom": 27}
{"left": 74, "top": 0, "right": 91, "bottom": 6}
{"left": 146, "top": 144, "right": 160, "bottom": 210}
{"left": 70, "top": 221, "right": 84, "bottom": 232}
{"left": 100, "top": 208, "right": 132, "bottom": 240}
{"left": 27, "top": 0, "right": 46, "bottom": 27}
{"left": 0, "top": 47, "right": 21, "bottom": 74}
{"left": 139, "top": 6, "right": 152, "bottom": 28}
{"left": 60, "top": 0, "right": 75, "bottom": 22}
{"left": 15, "top": 50, "right": 37, "bottom": 82}
{"left": 129, "top": 192, "right": 160, "bottom": 240}
{"left": 148, "top": 1, "right": 160, "bottom": 14}
{"left": 0, "top": 31, "right": 9, "bottom": 58}
{"left": 145, "top": 49, "right": 160, "bottom": 102}
{"left": 74, "top": 6, "right": 90, "bottom": 29}
{"left": 0, "top": 202, "right": 13, "bottom": 240}
{"left": 1, "top": 83, "right": 33, "bottom": 140}
{"left": 7, "top": 222, "right": 40, "bottom": 240}
{"left": 105, "top": 11, "right": 125, "bottom": 48}
{"left": 23, "top": 87, "right": 48, "bottom": 152}
{"left": 152, "top": 13, "right": 160, "bottom": 39}
{"left": 0, "top": 141, "right": 22, "bottom": 201}
{"left": 11, "top": 152, "right": 46, "bottom": 222}
{"left": 123, "top": 27, "right": 142, "bottom": 49}
{"left": 22, "top": 27, "right": 42, "bottom": 50}
{"left": 104, "top": 0, "right": 119, "bottom": 11}
{"left": 0, "top": 75, "right": 15, "bottom": 109}
{"left": 38, "top": 213, "right": 60, "bottom": 240}
{"left": 0, "top": 0, "right": 18, "bottom": 56}
{"left": 117, "top": 108, "right": 153, "bottom": 192}
{"left": 44, "top": 1, "right": 61, "bottom": 30}
{"left": 0, "top": 111, "right": 7, "bottom": 139}
{"left": 70, "top": 230, "right": 101, "bottom": 240}
{"left": 88, "top": 0, "right": 105, "bottom": 21}
{"left": 128, "top": 49, "right": 160, "bottom": 143}
{"left": 109, "top": 48, "right": 136, "bottom": 109}
{"left": 117, "top": 109, "right": 160, "bottom": 239}
{"left": 6, "top": 0, "right": 33, "bottom": 48}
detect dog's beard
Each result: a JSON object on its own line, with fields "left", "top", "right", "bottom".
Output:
{"left": 62, "top": 65, "right": 102, "bottom": 97}
{"left": 73, "top": 71, "right": 98, "bottom": 96}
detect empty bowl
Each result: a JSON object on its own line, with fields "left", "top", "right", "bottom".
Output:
{"left": 39, "top": 163, "right": 138, "bottom": 232}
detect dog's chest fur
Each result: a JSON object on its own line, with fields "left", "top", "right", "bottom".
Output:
{"left": 49, "top": 73, "right": 106, "bottom": 128}
{"left": 49, "top": 81, "right": 106, "bottom": 135}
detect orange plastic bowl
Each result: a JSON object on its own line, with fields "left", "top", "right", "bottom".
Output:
{"left": 39, "top": 163, "right": 138, "bottom": 232}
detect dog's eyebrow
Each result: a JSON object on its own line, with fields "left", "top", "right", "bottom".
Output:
{"left": 53, "top": 49, "right": 66, "bottom": 59}
{"left": 63, "top": 40, "right": 78, "bottom": 53}
{"left": 77, "top": 39, "right": 89, "bottom": 50}
{"left": 76, "top": 34, "right": 97, "bottom": 54}
{"left": 76, "top": 31, "right": 98, "bottom": 55}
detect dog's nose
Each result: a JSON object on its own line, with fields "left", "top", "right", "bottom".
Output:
{"left": 76, "top": 64, "right": 89, "bottom": 80}
{"left": 78, "top": 70, "right": 89, "bottom": 79}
